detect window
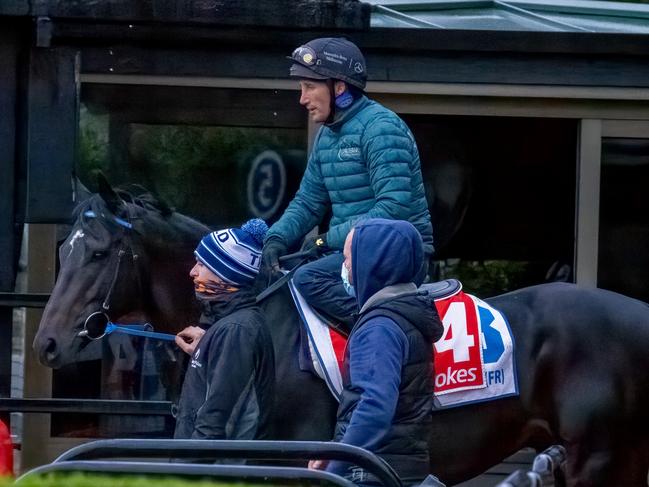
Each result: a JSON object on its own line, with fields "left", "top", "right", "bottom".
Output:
{"left": 78, "top": 83, "right": 308, "bottom": 227}
{"left": 51, "top": 82, "right": 308, "bottom": 438}
{"left": 598, "top": 137, "right": 649, "bottom": 301}
{"left": 403, "top": 115, "right": 578, "bottom": 296}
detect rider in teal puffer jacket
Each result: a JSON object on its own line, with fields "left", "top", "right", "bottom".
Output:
{"left": 262, "top": 37, "right": 433, "bottom": 330}
{"left": 267, "top": 95, "right": 433, "bottom": 253}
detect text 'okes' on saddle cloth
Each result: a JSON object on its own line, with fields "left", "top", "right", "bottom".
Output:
{"left": 288, "top": 279, "right": 519, "bottom": 409}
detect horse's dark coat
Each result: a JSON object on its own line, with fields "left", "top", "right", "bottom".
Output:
{"left": 34, "top": 189, "right": 649, "bottom": 486}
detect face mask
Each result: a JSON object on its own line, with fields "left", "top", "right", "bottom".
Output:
{"left": 340, "top": 262, "right": 356, "bottom": 298}
{"left": 194, "top": 279, "right": 239, "bottom": 300}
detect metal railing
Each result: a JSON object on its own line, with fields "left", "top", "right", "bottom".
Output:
{"left": 0, "top": 292, "right": 50, "bottom": 308}
{"left": 16, "top": 439, "right": 403, "bottom": 487}
{"left": 0, "top": 398, "right": 172, "bottom": 415}
{"left": 0, "top": 290, "right": 174, "bottom": 418}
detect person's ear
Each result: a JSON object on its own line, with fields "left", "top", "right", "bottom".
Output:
{"left": 334, "top": 80, "right": 347, "bottom": 97}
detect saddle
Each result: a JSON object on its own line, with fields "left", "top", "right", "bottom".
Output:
{"left": 289, "top": 278, "right": 519, "bottom": 409}
{"left": 421, "top": 279, "right": 463, "bottom": 300}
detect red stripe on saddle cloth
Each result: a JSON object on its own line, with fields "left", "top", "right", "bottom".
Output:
{"left": 329, "top": 330, "right": 347, "bottom": 372}
{"left": 325, "top": 290, "right": 486, "bottom": 395}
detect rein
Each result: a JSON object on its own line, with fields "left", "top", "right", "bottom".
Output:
{"left": 79, "top": 311, "right": 176, "bottom": 342}
{"left": 256, "top": 250, "right": 315, "bottom": 303}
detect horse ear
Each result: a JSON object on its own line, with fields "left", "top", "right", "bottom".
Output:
{"left": 96, "top": 172, "right": 124, "bottom": 215}
{"left": 73, "top": 177, "right": 93, "bottom": 205}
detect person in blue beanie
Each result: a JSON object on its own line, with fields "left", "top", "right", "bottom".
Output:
{"left": 309, "top": 219, "right": 444, "bottom": 486}
{"left": 174, "top": 219, "right": 275, "bottom": 441}
{"left": 261, "top": 37, "right": 433, "bottom": 331}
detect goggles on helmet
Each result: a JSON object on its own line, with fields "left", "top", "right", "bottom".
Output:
{"left": 291, "top": 46, "right": 318, "bottom": 67}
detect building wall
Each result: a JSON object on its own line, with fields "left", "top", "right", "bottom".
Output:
{"left": 1, "top": 9, "right": 649, "bottom": 481}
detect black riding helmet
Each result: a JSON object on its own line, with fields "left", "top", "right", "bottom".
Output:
{"left": 288, "top": 37, "right": 367, "bottom": 90}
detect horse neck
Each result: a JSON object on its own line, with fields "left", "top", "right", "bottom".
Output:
{"left": 135, "top": 211, "right": 208, "bottom": 333}
{"left": 263, "top": 287, "right": 303, "bottom": 354}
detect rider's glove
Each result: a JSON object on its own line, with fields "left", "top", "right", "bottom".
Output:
{"left": 301, "top": 233, "right": 329, "bottom": 258}
{"left": 261, "top": 237, "right": 289, "bottom": 275}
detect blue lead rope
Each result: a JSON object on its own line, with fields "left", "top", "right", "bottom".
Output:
{"left": 105, "top": 322, "right": 177, "bottom": 342}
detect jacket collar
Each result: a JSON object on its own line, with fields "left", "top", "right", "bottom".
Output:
{"left": 359, "top": 282, "right": 418, "bottom": 314}
{"left": 197, "top": 286, "right": 257, "bottom": 323}
{"left": 326, "top": 95, "right": 369, "bottom": 130}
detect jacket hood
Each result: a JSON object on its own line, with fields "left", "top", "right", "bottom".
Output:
{"left": 352, "top": 218, "right": 423, "bottom": 308}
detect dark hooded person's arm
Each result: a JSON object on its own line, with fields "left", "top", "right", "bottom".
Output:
{"left": 326, "top": 318, "right": 409, "bottom": 476}
{"left": 191, "top": 324, "right": 258, "bottom": 439}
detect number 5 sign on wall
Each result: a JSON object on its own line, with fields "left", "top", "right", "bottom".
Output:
{"left": 247, "top": 150, "right": 287, "bottom": 220}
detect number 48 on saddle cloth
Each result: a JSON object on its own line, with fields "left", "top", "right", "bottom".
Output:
{"left": 289, "top": 279, "right": 519, "bottom": 409}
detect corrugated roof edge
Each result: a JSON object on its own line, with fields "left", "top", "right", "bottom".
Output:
{"left": 508, "top": 0, "right": 649, "bottom": 19}
{"left": 369, "top": 0, "right": 649, "bottom": 19}
{"left": 367, "top": 0, "right": 494, "bottom": 10}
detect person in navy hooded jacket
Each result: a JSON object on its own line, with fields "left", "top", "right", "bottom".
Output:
{"left": 309, "top": 218, "right": 444, "bottom": 486}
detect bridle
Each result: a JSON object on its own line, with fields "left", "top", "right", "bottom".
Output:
{"left": 77, "top": 204, "right": 144, "bottom": 341}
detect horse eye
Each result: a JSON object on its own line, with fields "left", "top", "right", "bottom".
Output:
{"left": 92, "top": 251, "right": 108, "bottom": 260}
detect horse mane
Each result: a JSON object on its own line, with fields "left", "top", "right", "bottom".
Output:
{"left": 114, "top": 185, "right": 174, "bottom": 217}
{"left": 71, "top": 185, "right": 172, "bottom": 221}
{"left": 72, "top": 185, "right": 210, "bottom": 246}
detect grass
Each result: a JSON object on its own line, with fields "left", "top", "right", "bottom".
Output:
{"left": 0, "top": 473, "right": 266, "bottom": 487}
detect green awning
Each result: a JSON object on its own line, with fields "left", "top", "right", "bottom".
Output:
{"left": 369, "top": 0, "right": 649, "bottom": 32}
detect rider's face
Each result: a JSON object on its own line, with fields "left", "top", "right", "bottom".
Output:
{"left": 299, "top": 80, "right": 331, "bottom": 123}
{"left": 343, "top": 229, "right": 355, "bottom": 285}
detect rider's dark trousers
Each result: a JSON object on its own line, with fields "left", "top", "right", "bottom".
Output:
{"left": 293, "top": 252, "right": 429, "bottom": 333}
{"left": 293, "top": 253, "right": 357, "bottom": 331}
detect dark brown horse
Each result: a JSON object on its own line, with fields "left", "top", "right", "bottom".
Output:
{"left": 33, "top": 183, "right": 649, "bottom": 486}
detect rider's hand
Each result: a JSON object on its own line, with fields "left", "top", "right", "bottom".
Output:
{"left": 308, "top": 459, "right": 329, "bottom": 470}
{"left": 301, "top": 233, "right": 329, "bottom": 258}
{"left": 175, "top": 326, "right": 205, "bottom": 355}
{"left": 261, "top": 237, "right": 288, "bottom": 275}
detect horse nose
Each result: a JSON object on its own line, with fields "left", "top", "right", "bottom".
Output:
{"left": 33, "top": 335, "right": 61, "bottom": 368}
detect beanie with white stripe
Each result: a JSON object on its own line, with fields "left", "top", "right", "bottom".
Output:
{"left": 194, "top": 218, "right": 268, "bottom": 286}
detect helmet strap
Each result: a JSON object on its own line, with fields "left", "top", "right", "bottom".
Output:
{"left": 326, "top": 79, "right": 336, "bottom": 124}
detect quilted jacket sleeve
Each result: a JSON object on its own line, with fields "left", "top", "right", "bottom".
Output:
{"left": 326, "top": 116, "right": 415, "bottom": 248}
{"left": 265, "top": 140, "right": 330, "bottom": 248}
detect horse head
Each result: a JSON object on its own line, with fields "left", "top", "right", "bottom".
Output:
{"left": 33, "top": 177, "right": 208, "bottom": 368}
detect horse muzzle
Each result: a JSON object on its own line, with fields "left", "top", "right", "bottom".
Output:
{"left": 32, "top": 331, "right": 67, "bottom": 369}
